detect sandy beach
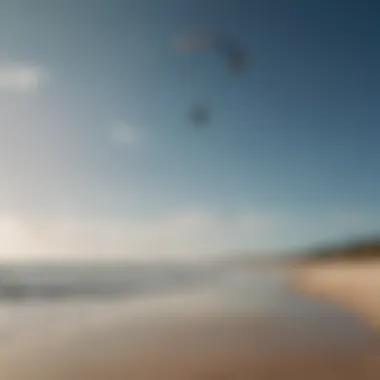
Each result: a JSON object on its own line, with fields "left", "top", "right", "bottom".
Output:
{"left": 1, "top": 264, "right": 380, "bottom": 380}
{"left": 293, "top": 261, "right": 380, "bottom": 329}
{"left": 1, "top": 312, "right": 380, "bottom": 380}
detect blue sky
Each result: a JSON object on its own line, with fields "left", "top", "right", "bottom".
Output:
{"left": 0, "top": 0, "right": 379, "bottom": 260}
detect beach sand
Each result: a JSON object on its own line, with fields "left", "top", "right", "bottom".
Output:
{"left": 1, "top": 308, "right": 380, "bottom": 379}
{"left": 2, "top": 266, "right": 380, "bottom": 380}
{"left": 1, "top": 314, "right": 380, "bottom": 379}
{"left": 293, "top": 261, "right": 380, "bottom": 330}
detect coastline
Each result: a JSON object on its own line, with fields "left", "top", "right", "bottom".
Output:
{"left": 1, "top": 264, "right": 380, "bottom": 379}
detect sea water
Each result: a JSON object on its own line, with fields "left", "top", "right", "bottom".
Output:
{"left": 0, "top": 262, "right": 373, "bottom": 348}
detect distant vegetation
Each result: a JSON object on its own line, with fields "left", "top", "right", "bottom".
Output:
{"left": 303, "top": 236, "right": 380, "bottom": 261}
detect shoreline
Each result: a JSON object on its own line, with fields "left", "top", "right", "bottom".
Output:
{"left": 1, "top": 263, "right": 380, "bottom": 378}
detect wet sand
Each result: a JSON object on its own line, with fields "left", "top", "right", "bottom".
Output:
{"left": 1, "top": 313, "right": 380, "bottom": 380}
{"left": 1, "top": 268, "right": 380, "bottom": 380}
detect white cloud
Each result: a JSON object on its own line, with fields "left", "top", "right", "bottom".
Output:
{"left": 0, "top": 209, "right": 283, "bottom": 262}
{"left": 0, "top": 62, "right": 48, "bottom": 93}
{"left": 111, "top": 122, "right": 139, "bottom": 148}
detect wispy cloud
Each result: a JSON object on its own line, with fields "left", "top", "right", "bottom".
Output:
{"left": 0, "top": 62, "right": 48, "bottom": 93}
{"left": 0, "top": 209, "right": 283, "bottom": 261}
{"left": 111, "top": 122, "right": 140, "bottom": 148}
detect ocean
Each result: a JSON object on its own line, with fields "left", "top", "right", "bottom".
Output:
{"left": 0, "top": 262, "right": 373, "bottom": 348}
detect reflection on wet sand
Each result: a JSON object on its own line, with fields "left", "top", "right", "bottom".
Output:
{"left": 0, "top": 267, "right": 379, "bottom": 379}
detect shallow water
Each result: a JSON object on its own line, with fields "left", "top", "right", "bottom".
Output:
{"left": 0, "top": 264, "right": 373, "bottom": 349}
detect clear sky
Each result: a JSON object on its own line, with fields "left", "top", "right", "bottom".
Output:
{"left": 0, "top": 0, "right": 379, "bottom": 260}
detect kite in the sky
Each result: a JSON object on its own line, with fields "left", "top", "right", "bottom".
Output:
{"left": 178, "top": 33, "right": 249, "bottom": 74}
{"left": 189, "top": 104, "right": 211, "bottom": 126}
{"left": 177, "top": 32, "right": 249, "bottom": 127}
